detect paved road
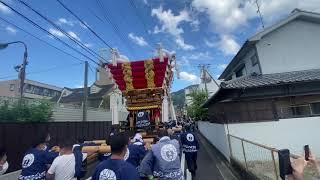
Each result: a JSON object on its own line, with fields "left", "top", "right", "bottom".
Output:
{"left": 195, "top": 132, "right": 238, "bottom": 180}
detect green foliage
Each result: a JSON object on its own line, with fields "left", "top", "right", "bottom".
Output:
{"left": 0, "top": 99, "right": 53, "bottom": 122}
{"left": 186, "top": 90, "right": 208, "bottom": 120}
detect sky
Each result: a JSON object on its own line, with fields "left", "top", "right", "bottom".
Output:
{"left": 0, "top": 0, "right": 320, "bottom": 92}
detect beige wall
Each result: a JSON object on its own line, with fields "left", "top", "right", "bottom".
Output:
{"left": 0, "top": 80, "right": 19, "bottom": 98}
{"left": 0, "top": 79, "right": 62, "bottom": 99}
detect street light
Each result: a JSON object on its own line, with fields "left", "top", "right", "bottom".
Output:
{"left": 0, "top": 41, "right": 28, "bottom": 98}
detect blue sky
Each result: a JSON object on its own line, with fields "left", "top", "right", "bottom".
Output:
{"left": 1, "top": 0, "right": 319, "bottom": 92}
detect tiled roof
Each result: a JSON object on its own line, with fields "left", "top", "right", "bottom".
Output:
{"left": 220, "top": 69, "right": 320, "bottom": 89}
{"left": 59, "top": 84, "right": 114, "bottom": 103}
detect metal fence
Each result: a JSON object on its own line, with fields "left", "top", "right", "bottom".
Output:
{"left": 228, "top": 134, "right": 320, "bottom": 180}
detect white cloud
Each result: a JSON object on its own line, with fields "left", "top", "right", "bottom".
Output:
{"left": 217, "top": 35, "right": 240, "bottom": 55}
{"left": 74, "top": 84, "right": 83, "bottom": 88}
{"left": 192, "top": 0, "right": 320, "bottom": 33}
{"left": 57, "top": 18, "right": 74, "bottom": 26}
{"left": 175, "top": 38, "right": 195, "bottom": 50}
{"left": 142, "top": 0, "right": 147, "bottom": 4}
{"left": 192, "top": 0, "right": 320, "bottom": 56}
{"left": 84, "top": 43, "right": 93, "bottom": 48}
{"left": 0, "top": 3, "right": 11, "bottom": 14}
{"left": 57, "top": 18, "right": 88, "bottom": 29}
{"left": 128, "top": 33, "right": 148, "bottom": 46}
{"left": 217, "top": 64, "right": 227, "bottom": 70}
{"left": 151, "top": 6, "right": 190, "bottom": 36}
{"left": 5, "top": 26, "right": 17, "bottom": 34}
{"left": 67, "top": 31, "right": 81, "bottom": 41}
{"left": 151, "top": 6, "right": 196, "bottom": 50}
{"left": 49, "top": 28, "right": 65, "bottom": 37}
{"left": 79, "top": 21, "right": 89, "bottom": 29}
{"left": 118, "top": 54, "right": 129, "bottom": 62}
{"left": 189, "top": 51, "right": 211, "bottom": 60}
{"left": 190, "top": 19, "right": 200, "bottom": 31}
{"left": 204, "top": 39, "right": 215, "bottom": 47}
{"left": 179, "top": 56, "right": 191, "bottom": 67}
{"left": 179, "top": 71, "right": 200, "bottom": 84}
{"left": 48, "top": 28, "right": 81, "bottom": 42}
{"left": 192, "top": 0, "right": 248, "bottom": 33}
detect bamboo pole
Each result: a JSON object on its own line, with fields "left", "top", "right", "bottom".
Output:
{"left": 241, "top": 140, "right": 248, "bottom": 171}
{"left": 83, "top": 140, "right": 106, "bottom": 145}
{"left": 229, "top": 134, "right": 278, "bottom": 152}
{"left": 271, "top": 151, "right": 279, "bottom": 180}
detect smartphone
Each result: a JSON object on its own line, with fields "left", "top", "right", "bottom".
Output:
{"left": 304, "top": 145, "right": 310, "bottom": 161}
{"left": 279, "top": 149, "right": 292, "bottom": 180}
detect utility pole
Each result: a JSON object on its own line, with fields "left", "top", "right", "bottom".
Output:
{"left": 0, "top": 41, "right": 28, "bottom": 98}
{"left": 83, "top": 61, "right": 88, "bottom": 121}
{"left": 254, "top": 0, "right": 264, "bottom": 29}
{"left": 198, "top": 64, "right": 210, "bottom": 98}
{"left": 20, "top": 48, "right": 28, "bottom": 98}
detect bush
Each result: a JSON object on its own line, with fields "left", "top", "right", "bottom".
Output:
{"left": 0, "top": 99, "right": 53, "bottom": 122}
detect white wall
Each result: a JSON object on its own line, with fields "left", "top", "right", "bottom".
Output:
{"left": 256, "top": 20, "right": 320, "bottom": 74}
{"left": 228, "top": 117, "right": 320, "bottom": 157}
{"left": 198, "top": 81, "right": 220, "bottom": 97}
{"left": 226, "top": 48, "right": 261, "bottom": 80}
{"left": 198, "top": 121, "right": 230, "bottom": 160}
{"left": 52, "top": 106, "right": 112, "bottom": 122}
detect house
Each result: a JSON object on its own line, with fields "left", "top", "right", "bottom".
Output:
{"left": 0, "top": 79, "right": 62, "bottom": 99}
{"left": 56, "top": 83, "right": 115, "bottom": 109}
{"left": 220, "top": 9, "right": 320, "bottom": 81}
{"left": 199, "top": 9, "right": 320, "bottom": 160}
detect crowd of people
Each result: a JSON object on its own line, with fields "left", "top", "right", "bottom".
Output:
{"left": 92, "top": 117, "right": 199, "bottom": 180}
{"left": 1, "top": 117, "right": 318, "bottom": 180}
{"left": 0, "top": 117, "right": 198, "bottom": 180}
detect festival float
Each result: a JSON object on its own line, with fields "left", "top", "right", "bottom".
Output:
{"left": 106, "top": 47, "right": 176, "bottom": 130}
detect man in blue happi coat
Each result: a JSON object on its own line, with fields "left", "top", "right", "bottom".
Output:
{"left": 180, "top": 126, "right": 199, "bottom": 179}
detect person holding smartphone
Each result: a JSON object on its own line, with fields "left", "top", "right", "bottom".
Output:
{"left": 286, "top": 148, "right": 320, "bottom": 180}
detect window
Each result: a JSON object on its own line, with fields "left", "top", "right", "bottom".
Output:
{"left": 235, "top": 65, "right": 246, "bottom": 78}
{"left": 311, "top": 102, "right": 320, "bottom": 114}
{"left": 290, "top": 105, "right": 311, "bottom": 116}
{"left": 280, "top": 103, "right": 320, "bottom": 118}
{"left": 251, "top": 54, "right": 258, "bottom": 66}
{"left": 9, "top": 84, "right": 15, "bottom": 91}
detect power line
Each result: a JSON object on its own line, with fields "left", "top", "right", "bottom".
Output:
{"left": 88, "top": 63, "right": 95, "bottom": 74}
{"left": 56, "top": 0, "right": 113, "bottom": 51}
{"left": 0, "top": 62, "right": 83, "bottom": 80}
{"left": 95, "top": 0, "right": 137, "bottom": 58}
{"left": 17, "top": 0, "right": 103, "bottom": 62}
{"left": 0, "top": 16, "right": 84, "bottom": 63}
{"left": 90, "top": 8, "right": 105, "bottom": 23}
{"left": 0, "top": 0, "right": 99, "bottom": 65}
{"left": 128, "top": 0, "right": 157, "bottom": 49}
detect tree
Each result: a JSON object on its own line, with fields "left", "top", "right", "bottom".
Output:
{"left": 0, "top": 99, "right": 53, "bottom": 122}
{"left": 186, "top": 90, "right": 208, "bottom": 120}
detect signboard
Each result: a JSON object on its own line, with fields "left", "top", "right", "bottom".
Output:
{"left": 136, "top": 111, "right": 150, "bottom": 128}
